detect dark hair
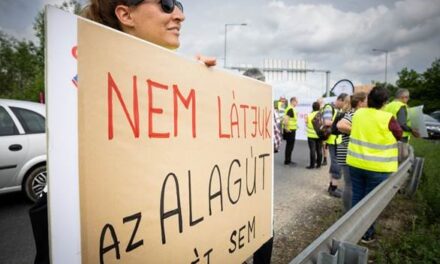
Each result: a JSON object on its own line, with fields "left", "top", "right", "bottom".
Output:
{"left": 81, "top": 0, "right": 133, "bottom": 31}
{"left": 243, "top": 68, "right": 265, "bottom": 82}
{"left": 290, "top": 97, "right": 297, "bottom": 103}
{"left": 337, "top": 93, "right": 348, "bottom": 101}
{"left": 312, "top": 101, "right": 320, "bottom": 111}
{"left": 350, "top": 92, "right": 367, "bottom": 109}
{"left": 368, "top": 86, "right": 389, "bottom": 109}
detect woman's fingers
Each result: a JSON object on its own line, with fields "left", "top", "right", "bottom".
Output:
{"left": 196, "top": 54, "right": 217, "bottom": 67}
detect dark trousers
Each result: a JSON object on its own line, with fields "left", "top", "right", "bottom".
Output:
{"left": 253, "top": 237, "right": 274, "bottom": 264}
{"left": 29, "top": 193, "right": 49, "bottom": 264}
{"left": 350, "top": 166, "right": 390, "bottom": 237}
{"left": 307, "top": 138, "right": 322, "bottom": 167}
{"left": 284, "top": 130, "right": 296, "bottom": 163}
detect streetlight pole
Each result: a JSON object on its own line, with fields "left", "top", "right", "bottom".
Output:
{"left": 224, "top": 23, "right": 247, "bottom": 68}
{"left": 372, "top": 48, "right": 389, "bottom": 84}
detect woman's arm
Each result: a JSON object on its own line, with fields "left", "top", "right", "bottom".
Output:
{"left": 388, "top": 117, "right": 403, "bottom": 140}
{"left": 337, "top": 118, "right": 352, "bottom": 134}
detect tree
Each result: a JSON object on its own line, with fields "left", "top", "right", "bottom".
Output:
{"left": 395, "top": 59, "right": 440, "bottom": 113}
{"left": 0, "top": 33, "right": 41, "bottom": 100}
{"left": 33, "top": 0, "right": 83, "bottom": 67}
{"left": 0, "top": 0, "right": 83, "bottom": 101}
{"left": 371, "top": 81, "right": 398, "bottom": 100}
{"left": 396, "top": 68, "right": 423, "bottom": 89}
{"left": 421, "top": 59, "right": 440, "bottom": 112}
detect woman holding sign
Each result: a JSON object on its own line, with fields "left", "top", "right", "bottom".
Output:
{"left": 31, "top": 2, "right": 215, "bottom": 263}
{"left": 82, "top": 0, "right": 216, "bottom": 65}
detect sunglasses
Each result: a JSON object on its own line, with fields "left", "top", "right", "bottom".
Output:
{"left": 127, "top": 0, "right": 183, "bottom": 14}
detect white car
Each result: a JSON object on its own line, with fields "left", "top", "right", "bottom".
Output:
{"left": 0, "top": 99, "right": 46, "bottom": 202}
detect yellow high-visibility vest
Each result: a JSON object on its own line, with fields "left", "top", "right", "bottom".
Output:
{"left": 385, "top": 100, "right": 411, "bottom": 138}
{"left": 284, "top": 106, "right": 298, "bottom": 131}
{"left": 307, "top": 111, "right": 319, "bottom": 139}
{"left": 347, "top": 108, "right": 398, "bottom": 172}
{"left": 324, "top": 104, "right": 342, "bottom": 145}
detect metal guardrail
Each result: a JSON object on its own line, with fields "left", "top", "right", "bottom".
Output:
{"left": 290, "top": 144, "right": 423, "bottom": 264}
{"left": 406, "top": 157, "right": 424, "bottom": 197}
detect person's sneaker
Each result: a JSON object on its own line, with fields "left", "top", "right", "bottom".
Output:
{"left": 284, "top": 161, "right": 297, "bottom": 166}
{"left": 290, "top": 162, "right": 297, "bottom": 167}
{"left": 322, "top": 158, "right": 327, "bottom": 166}
{"left": 315, "top": 165, "right": 321, "bottom": 169}
{"left": 360, "top": 234, "right": 376, "bottom": 244}
{"left": 328, "top": 186, "right": 342, "bottom": 198}
{"left": 306, "top": 165, "right": 315, "bottom": 169}
{"left": 327, "top": 183, "right": 335, "bottom": 192}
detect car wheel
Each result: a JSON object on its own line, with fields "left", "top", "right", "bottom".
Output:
{"left": 23, "top": 165, "right": 47, "bottom": 202}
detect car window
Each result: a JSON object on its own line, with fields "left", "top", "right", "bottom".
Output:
{"left": 431, "top": 112, "right": 440, "bottom": 122}
{"left": 0, "top": 106, "right": 19, "bottom": 136}
{"left": 10, "top": 107, "right": 45, "bottom": 134}
{"left": 424, "top": 115, "right": 438, "bottom": 123}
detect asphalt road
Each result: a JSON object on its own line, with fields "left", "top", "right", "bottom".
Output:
{"left": 0, "top": 140, "right": 332, "bottom": 264}
{"left": 273, "top": 140, "right": 334, "bottom": 234}
{"left": 0, "top": 192, "right": 35, "bottom": 264}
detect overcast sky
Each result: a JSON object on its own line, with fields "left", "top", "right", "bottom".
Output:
{"left": 1, "top": 0, "right": 439, "bottom": 99}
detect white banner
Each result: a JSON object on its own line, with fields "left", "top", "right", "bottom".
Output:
{"left": 409, "top": 105, "right": 428, "bottom": 138}
{"left": 294, "top": 97, "right": 336, "bottom": 141}
{"left": 46, "top": 6, "right": 81, "bottom": 264}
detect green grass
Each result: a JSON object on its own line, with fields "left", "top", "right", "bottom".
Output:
{"left": 375, "top": 138, "right": 440, "bottom": 263}
{"left": 413, "top": 139, "right": 440, "bottom": 222}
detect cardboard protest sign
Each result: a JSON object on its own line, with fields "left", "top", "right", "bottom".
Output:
{"left": 77, "top": 14, "right": 273, "bottom": 264}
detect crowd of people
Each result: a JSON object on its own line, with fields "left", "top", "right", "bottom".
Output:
{"left": 278, "top": 86, "right": 419, "bottom": 243}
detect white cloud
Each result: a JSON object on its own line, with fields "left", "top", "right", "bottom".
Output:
{"left": 1, "top": 0, "right": 439, "bottom": 94}
{"left": 180, "top": 0, "right": 440, "bottom": 92}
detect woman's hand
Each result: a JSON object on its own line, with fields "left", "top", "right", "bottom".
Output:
{"left": 196, "top": 54, "right": 217, "bottom": 67}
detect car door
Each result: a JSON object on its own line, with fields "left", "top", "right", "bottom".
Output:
{"left": 0, "top": 106, "right": 28, "bottom": 189}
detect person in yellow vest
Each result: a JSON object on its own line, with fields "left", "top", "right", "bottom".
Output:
{"left": 283, "top": 97, "right": 298, "bottom": 165}
{"left": 323, "top": 93, "right": 348, "bottom": 197}
{"left": 306, "top": 101, "right": 322, "bottom": 169}
{"left": 347, "top": 86, "right": 402, "bottom": 243}
{"left": 384, "top": 88, "right": 420, "bottom": 143}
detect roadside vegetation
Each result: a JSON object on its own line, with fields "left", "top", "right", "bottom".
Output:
{"left": 372, "top": 138, "right": 440, "bottom": 263}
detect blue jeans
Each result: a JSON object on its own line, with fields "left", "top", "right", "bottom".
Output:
{"left": 341, "top": 165, "right": 351, "bottom": 213}
{"left": 349, "top": 166, "right": 390, "bottom": 237}
{"left": 328, "top": 144, "right": 341, "bottom": 179}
